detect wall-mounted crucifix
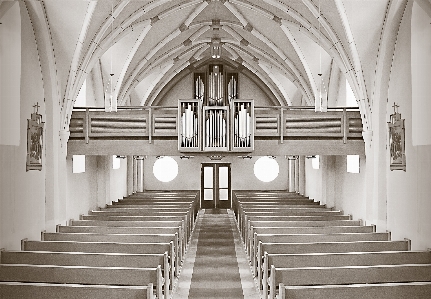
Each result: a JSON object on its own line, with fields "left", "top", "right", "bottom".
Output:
{"left": 26, "top": 102, "right": 45, "bottom": 171}
{"left": 388, "top": 102, "right": 406, "bottom": 171}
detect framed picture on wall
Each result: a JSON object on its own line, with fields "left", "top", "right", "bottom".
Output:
{"left": 388, "top": 103, "right": 406, "bottom": 171}
{"left": 26, "top": 103, "right": 44, "bottom": 171}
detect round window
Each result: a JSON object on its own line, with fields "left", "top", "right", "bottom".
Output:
{"left": 254, "top": 156, "right": 279, "bottom": 182}
{"left": 153, "top": 156, "right": 178, "bottom": 182}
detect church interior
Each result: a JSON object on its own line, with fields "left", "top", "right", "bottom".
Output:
{"left": 1, "top": 0, "right": 431, "bottom": 298}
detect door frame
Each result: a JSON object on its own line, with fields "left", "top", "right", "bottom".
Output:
{"left": 200, "top": 162, "right": 231, "bottom": 209}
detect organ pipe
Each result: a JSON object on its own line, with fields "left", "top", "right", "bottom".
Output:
{"left": 234, "top": 102, "right": 251, "bottom": 148}
{"left": 181, "top": 102, "right": 198, "bottom": 148}
{"left": 204, "top": 108, "right": 227, "bottom": 148}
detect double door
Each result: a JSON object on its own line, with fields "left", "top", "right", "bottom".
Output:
{"left": 201, "top": 163, "right": 231, "bottom": 209}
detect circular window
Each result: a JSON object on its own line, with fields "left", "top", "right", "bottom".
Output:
{"left": 153, "top": 156, "right": 178, "bottom": 182}
{"left": 254, "top": 156, "right": 279, "bottom": 182}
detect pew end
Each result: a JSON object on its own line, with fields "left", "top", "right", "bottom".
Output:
{"left": 405, "top": 238, "right": 412, "bottom": 251}
{"left": 20, "top": 238, "right": 27, "bottom": 251}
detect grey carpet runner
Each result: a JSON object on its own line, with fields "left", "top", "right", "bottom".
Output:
{"left": 188, "top": 209, "right": 244, "bottom": 299}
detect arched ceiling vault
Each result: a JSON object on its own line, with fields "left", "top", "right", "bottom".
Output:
{"left": 39, "top": 0, "right": 396, "bottom": 132}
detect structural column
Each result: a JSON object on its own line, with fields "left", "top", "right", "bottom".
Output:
{"left": 298, "top": 155, "right": 306, "bottom": 195}
{"left": 132, "top": 156, "right": 137, "bottom": 193}
{"left": 294, "top": 157, "right": 300, "bottom": 193}
{"left": 127, "top": 156, "right": 134, "bottom": 195}
{"left": 288, "top": 158, "right": 295, "bottom": 192}
{"left": 137, "top": 158, "right": 144, "bottom": 192}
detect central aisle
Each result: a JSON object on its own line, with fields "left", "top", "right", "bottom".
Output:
{"left": 173, "top": 209, "right": 259, "bottom": 299}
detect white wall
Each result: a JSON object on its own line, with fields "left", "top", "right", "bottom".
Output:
{"left": 305, "top": 155, "right": 366, "bottom": 220}
{"left": 0, "top": 2, "right": 21, "bottom": 146}
{"left": 385, "top": 2, "right": 431, "bottom": 250}
{"left": 143, "top": 156, "right": 288, "bottom": 191}
{"left": 66, "top": 155, "right": 129, "bottom": 219}
{"left": 0, "top": 6, "right": 46, "bottom": 250}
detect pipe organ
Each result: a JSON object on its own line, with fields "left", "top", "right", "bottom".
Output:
{"left": 179, "top": 65, "right": 254, "bottom": 152}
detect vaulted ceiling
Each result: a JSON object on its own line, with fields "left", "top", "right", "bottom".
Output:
{"left": 17, "top": 0, "right": 431, "bottom": 132}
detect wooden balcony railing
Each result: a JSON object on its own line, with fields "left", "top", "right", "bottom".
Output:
{"left": 69, "top": 105, "right": 363, "bottom": 151}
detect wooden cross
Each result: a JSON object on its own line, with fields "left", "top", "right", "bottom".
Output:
{"left": 392, "top": 103, "right": 399, "bottom": 114}
{"left": 33, "top": 102, "right": 40, "bottom": 114}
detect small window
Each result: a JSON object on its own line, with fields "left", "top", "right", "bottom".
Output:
{"left": 72, "top": 155, "right": 85, "bottom": 173}
{"left": 254, "top": 156, "right": 279, "bottom": 182}
{"left": 312, "top": 155, "right": 320, "bottom": 170}
{"left": 347, "top": 155, "right": 360, "bottom": 173}
{"left": 112, "top": 155, "right": 121, "bottom": 170}
{"left": 153, "top": 156, "right": 178, "bottom": 182}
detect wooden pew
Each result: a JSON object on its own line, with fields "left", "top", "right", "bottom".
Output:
{"left": 57, "top": 225, "right": 180, "bottom": 235}
{"left": 278, "top": 281, "right": 431, "bottom": 299}
{"left": 249, "top": 220, "right": 361, "bottom": 228}
{"left": 98, "top": 207, "right": 191, "bottom": 213}
{"left": 260, "top": 250, "right": 431, "bottom": 294}
{"left": 246, "top": 215, "right": 351, "bottom": 221}
{"left": 265, "top": 250, "right": 431, "bottom": 269}
{"left": 258, "top": 240, "right": 410, "bottom": 295}
{"left": 259, "top": 239, "right": 410, "bottom": 256}
{"left": 22, "top": 239, "right": 174, "bottom": 259}
{"left": 1, "top": 250, "right": 167, "bottom": 269}
{"left": 239, "top": 204, "right": 325, "bottom": 209}
{"left": 90, "top": 210, "right": 189, "bottom": 216}
{"left": 78, "top": 215, "right": 191, "bottom": 241}
{"left": 269, "top": 263, "right": 431, "bottom": 298}
{"left": 253, "top": 225, "right": 374, "bottom": 235}
{"left": 42, "top": 231, "right": 182, "bottom": 263}
{"left": 1, "top": 249, "right": 170, "bottom": 295}
{"left": 278, "top": 282, "right": 431, "bottom": 299}
{"left": 0, "top": 264, "right": 164, "bottom": 298}
{"left": 71, "top": 219, "right": 182, "bottom": 227}
{"left": 0, "top": 282, "right": 154, "bottom": 299}
{"left": 255, "top": 232, "right": 390, "bottom": 243}
{"left": 70, "top": 219, "right": 190, "bottom": 248}
{"left": 42, "top": 232, "right": 178, "bottom": 244}
{"left": 240, "top": 210, "right": 342, "bottom": 216}
{"left": 251, "top": 232, "right": 390, "bottom": 275}
{"left": 242, "top": 219, "right": 361, "bottom": 257}
{"left": 81, "top": 215, "right": 186, "bottom": 221}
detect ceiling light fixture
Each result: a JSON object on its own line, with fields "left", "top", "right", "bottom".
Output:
{"left": 211, "top": 37, "right": 221, "bottom": 59}
{"left": 105, "top": 1, "right": 117, "bottom": 112}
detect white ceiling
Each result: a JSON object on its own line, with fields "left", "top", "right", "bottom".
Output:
{"left": 40, "top": 0, "right": 394, "bottom": 108}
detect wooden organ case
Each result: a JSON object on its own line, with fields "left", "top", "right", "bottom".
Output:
{"left": 178, "top": 65, "right": 254, "bottom": 153}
